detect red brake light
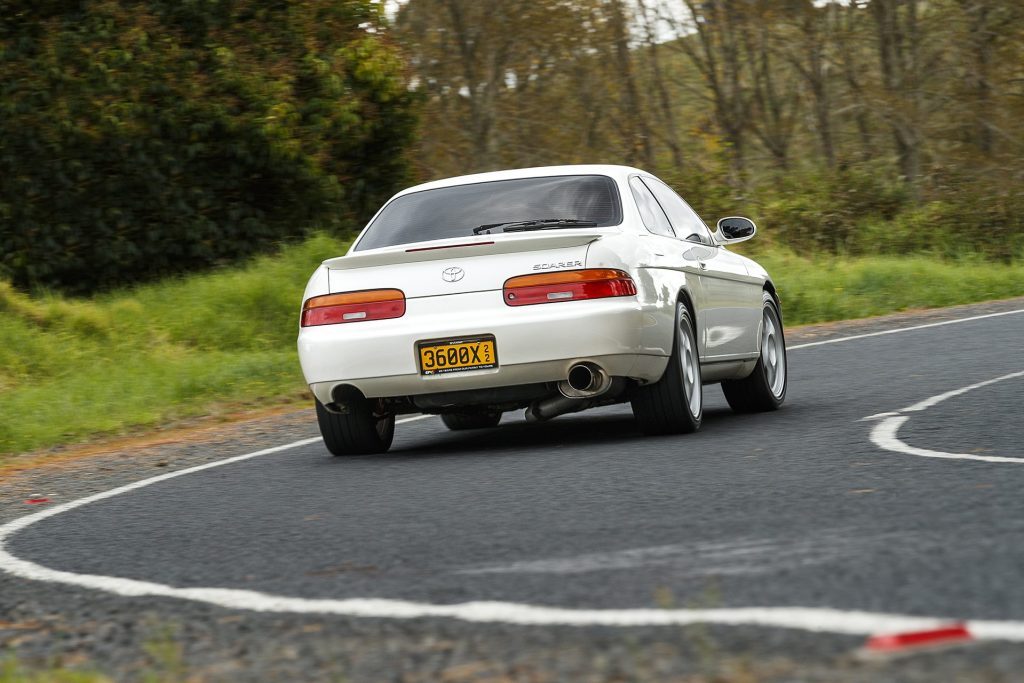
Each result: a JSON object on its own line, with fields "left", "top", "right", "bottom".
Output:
{"left": 301, "top": 289, "right": 406, "bottom": 326}
{"left": 503, "top": 269, "right": 636, "bottom": 306}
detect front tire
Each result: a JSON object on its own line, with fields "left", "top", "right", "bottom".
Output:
{"left": 315, "top": 397, "right": 395, "bottom": 455}
{"left": 441, "top": 411, "right": 502, "bottom": 431}
{"left": 721, "top": 292, "right": 787, "bottom": 413}
{"left": 631, "top": 302, "right": 703, "bottom": 435}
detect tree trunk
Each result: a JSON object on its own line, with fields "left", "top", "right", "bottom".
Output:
{"left": 608, "top": 0, "right": 652, "bottom": 167}
{"left": 871, "top": 0, "right": 924, "bottom": 199}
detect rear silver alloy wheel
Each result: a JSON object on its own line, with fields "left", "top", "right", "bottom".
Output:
{"left": 721, "top": 292, "right": 787, "bottom": 413}
{"left": 631, "top": 302, "right": 703, "bottom": 435}
{"left": 678, "top": 310, "right": 702, "bottom": 418}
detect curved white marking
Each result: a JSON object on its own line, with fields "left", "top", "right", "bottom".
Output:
{"left": 789, "top": 308, "right": 1024, "bottom": 350}
{"left": 868, "top": 370, "right": 1024, "bottom": 464}
{"left": 3, "top": 312, "right": 1024, "bottom": 639}
{"left": 1, "top": 428, "right": 1023, "bottom": 640}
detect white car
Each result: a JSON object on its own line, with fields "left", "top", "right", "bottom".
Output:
{"left": 297, "top": 165, "right": 787, "bottom": 455}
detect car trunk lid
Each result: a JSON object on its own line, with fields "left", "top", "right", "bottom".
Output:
{"left": 324, "top": 231, "right": 605, "bottom": 298}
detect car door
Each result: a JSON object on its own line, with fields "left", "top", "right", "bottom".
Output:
{"left": 641, "top": 177, "right": 762, "bottom": 360}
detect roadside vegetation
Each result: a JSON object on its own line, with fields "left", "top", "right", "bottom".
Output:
{"left": 2, "top": 234, "right": 1023, "bottom": 459}
{"left": 0, "top": 234, "right": 345, "bottom": 459}
{"left": 3, "top": 1, "right": 1023, "bottom": 459}
{"left": 0, "top": 659, "right": 109, "bottom": 683}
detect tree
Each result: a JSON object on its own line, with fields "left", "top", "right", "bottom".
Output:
{"left": 0, "top": 0, "right": 418, "bottom": 293}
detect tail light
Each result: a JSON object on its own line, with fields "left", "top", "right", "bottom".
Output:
{"left": 503, "top": 269, "right": 637, "bottom": 306}
{"left": 301, "top": 289, "right": 405, "bottom": 327}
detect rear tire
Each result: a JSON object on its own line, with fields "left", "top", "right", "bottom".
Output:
{"left": 631, "top": 302, "right": 703, "bottom": 435}
{"left": 315, "top": 397, "right": 394, "bottom": 455}
{"left": 441, "top": 411, "right": 502, "bottom": 431}
{"left": 721, "top": 293, "right": 787, "bottom": 413}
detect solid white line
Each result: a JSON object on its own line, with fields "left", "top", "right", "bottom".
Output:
{"left": 789, "top": 308, "right": 1024, "bottom": 350}
{"left": 867, "top": 370, "right": 1024, "bottom": 464}
{"left": 2, "top": 309, "right": 1024, "bottom": 637}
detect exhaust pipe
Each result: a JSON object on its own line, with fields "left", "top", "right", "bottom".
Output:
{"left": 558, "top": 362, "right": 611, "bottom": 398}
{"left": 525, "top": 364, "right": 619, "bottom": 422}
{"left": 525, "top": 395, "right": 591, "bottom": 423}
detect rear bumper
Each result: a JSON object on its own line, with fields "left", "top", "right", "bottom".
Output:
{"left": 298, "top": 290, "right": 669, "bottom": 403}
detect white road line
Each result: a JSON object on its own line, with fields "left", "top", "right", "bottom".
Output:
{"left": 867, "top": 370, "right": 1024, "bottom": 464}
{"left": 3, "top": 308, "right": 1024, "bottom": 638}
{"left": 789, "top": 308, "right": 1024, "bottom": 350}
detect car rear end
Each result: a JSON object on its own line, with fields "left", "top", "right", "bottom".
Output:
{"left": 297, "top": 168, "right": 652, "bottom": 430}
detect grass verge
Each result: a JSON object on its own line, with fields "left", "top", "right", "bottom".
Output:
{"left": 0, "top": 234, "right": 348, "bottom": 459}
{"left": 2, "top": 237, "right": 1023, "bottom": 458}
{"left": 751, "top": 250, "right": 1024, "bottom": 324}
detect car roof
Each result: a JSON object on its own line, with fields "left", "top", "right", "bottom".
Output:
{"left": 393, "top": 164, "right": 649, "bottom": 198}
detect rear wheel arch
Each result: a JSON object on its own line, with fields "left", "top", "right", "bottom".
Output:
{"left": 762, "top": 279, "right": 782, "bottom": 323}
{"left": 676, "top": 287, "right": 699, "bottom": 354}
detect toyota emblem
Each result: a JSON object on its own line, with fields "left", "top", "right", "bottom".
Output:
{"left": 441, "top": 266, "right": 465, "bottom": 283}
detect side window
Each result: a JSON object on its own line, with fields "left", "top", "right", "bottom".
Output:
{"left": 642, "top": 177, "right": 713, "bottom": 245}
{"left": 628, "top": 176, "right": 674, "bottom": 237}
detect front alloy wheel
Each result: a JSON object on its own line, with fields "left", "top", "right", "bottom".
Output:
{"left": 721, "top": 292, "right": 787, "bottom": 412}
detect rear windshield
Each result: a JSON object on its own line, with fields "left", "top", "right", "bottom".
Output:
{"left": 354, "top": 175, "right": 622, "bottom": 251}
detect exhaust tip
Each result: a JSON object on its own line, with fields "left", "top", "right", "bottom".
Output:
{"left": 559, "top": 362, "right": 611, "bottom": 398}
{"left": 567, "top": 364, "right": 596, "bottom": 392}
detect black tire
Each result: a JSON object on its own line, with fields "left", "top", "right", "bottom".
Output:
{"left": 315, "top": 397, "right": 395, "bottom": 455}
{"left": 631, "top": 302, "right": 703, "bottom": 435}
{"left": 440, "top": 411, "right": 503, "bottom": 431}
{"left": 721, "top": 292, "right": 787, "bottom": 413}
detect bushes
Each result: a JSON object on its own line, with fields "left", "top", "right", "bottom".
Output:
{"left": 753, "top": 165, "right": 908, "bottom": 254}
{"left": 0, "top": 0, "right": 417, "bottom": 294}
{"left": 718, "top": 165, "right": 1024, "bottom": 261}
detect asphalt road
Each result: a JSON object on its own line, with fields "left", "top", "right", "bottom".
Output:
{"left": 7, "top": 306, "right": 1024, "bottom": 645}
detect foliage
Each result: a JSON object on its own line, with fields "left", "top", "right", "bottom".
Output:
{"left": 0, "top": 233, "right": 348, "bottom": 457}
{"left": 0, "top": 0, "right": 417, "bottom": 294}
{"left": 397, "top": 0, "right": 1024, "bottom": 259}
{"left": 3, "top": 233, "right": 1024, "bottom": 458}
{"left": 0, "top": 657, "right": 110, "bottom": 683}
{"left": 751, "top": 165, "right": 908, "bottom": 253}
{"left": 749, "top": 249, "right": 1024, "bottom": 325}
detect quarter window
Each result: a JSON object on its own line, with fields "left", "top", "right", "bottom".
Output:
{"left": 642, "top": 177, "right": 713, "bottom": 244}
{"left": 629, "top": 176, "right": 674, "bottom": 237}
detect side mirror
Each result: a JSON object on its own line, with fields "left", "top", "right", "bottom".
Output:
{"left": 714, "top": 216, "right": 756, "bottom": 245}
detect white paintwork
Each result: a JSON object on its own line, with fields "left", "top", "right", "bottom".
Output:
{"left": 297, "top": 165, "right": 772, "bottom": 410}
{"left": 867, "top": 370, "right": 1024, "bottom": 464}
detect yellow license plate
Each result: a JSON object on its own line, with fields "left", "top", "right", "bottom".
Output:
{"left": 418, "top": 336, "right": 498, "bottom": 376}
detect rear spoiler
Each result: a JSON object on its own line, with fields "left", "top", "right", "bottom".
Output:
{"left": 323, "top": 231, "right": 606, "bottom": 270}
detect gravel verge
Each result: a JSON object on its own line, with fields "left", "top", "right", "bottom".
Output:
{"left": 2, "top": 297, "right": 1023, "bottom": 682}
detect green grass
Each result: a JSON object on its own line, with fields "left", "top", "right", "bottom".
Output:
{"left": 750, "top": 250, "right": 1024, "bottom": 324}
{"left": 0, "top": 233, "right": 349, "bottom": 458}
{"left": 0, "top": 658, "right": 110, "bottom": 683}
{"left": 1, "top": 237, "right": 1023, "bottom": 458}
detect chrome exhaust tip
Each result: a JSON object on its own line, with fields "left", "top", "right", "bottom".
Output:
{"left": 558, "top": 362, "right": 611, "bottom": 398}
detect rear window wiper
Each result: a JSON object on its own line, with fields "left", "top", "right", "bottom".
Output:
{"left": 472, "top": 218, "right": 598, "bottom": 235}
